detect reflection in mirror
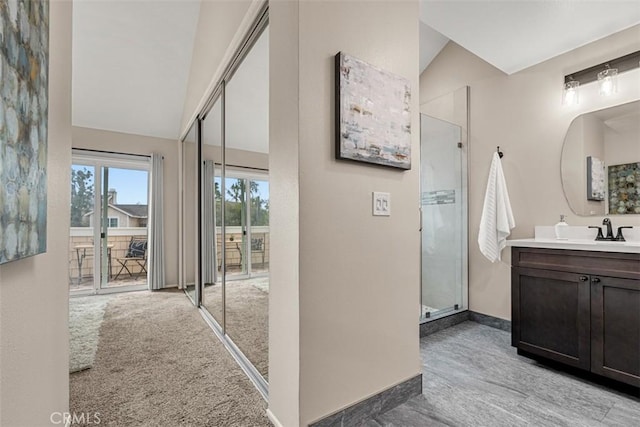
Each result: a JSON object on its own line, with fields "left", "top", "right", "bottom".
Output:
{"left": 182, "top": 122, "right": 198, "bottom": 303}
{"left": 561, "top": 100, "right": 640, "bottom": 216}
{"left": 201, "top": 95, "right": 223, "bottom": 324}
{"left": 224, "top": 26, "right": 269, "bottom": 380}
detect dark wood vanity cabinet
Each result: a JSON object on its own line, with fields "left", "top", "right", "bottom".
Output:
{"left": 591, "top": 275, "right": 640, "bottom": 386}
{"left": 511, "top": 247, "right": 640, "bottom": 387}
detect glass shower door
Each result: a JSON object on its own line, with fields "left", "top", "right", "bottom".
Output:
{"left": 420, "top": 114, "right": 467, "bottom": 320}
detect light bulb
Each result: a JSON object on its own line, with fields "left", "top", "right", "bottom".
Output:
{"left": 563, "top": 80, "right": 579, "bottom": 105}
{"left": 598, "top": 67, "right": 618, "bottom": 96}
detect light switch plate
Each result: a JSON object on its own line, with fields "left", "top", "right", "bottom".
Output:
{"left": 372, "top": 192, "right": 391, "bottom": 216}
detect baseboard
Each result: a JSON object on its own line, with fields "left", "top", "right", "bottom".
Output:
{"left": 266, "top": 409, "right": 284, "bottom": 427}
{"left": 469, "top": 311, "right": 511, "bottom": 332}
{"left": 420, "top": 311, "right": 470, "bottom": 337}
{"left": 309, "top": 374, "right": 422, "bottom": 427}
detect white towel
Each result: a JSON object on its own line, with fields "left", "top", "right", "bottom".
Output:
{"left": 478, "top": 152, "right": 515, "bottom": 262}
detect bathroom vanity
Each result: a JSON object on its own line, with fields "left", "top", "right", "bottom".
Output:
{"left": 508, "top": 234, "right": 640, "bottom": 388}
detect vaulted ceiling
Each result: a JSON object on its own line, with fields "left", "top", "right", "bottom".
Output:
{"left": 72, "top": 0, "right": 200, "bottom": 140}
{"left": 71, "top": 1, "right": 640, "bottom": 142}
{"left": 419, "top": 1, "right": 640, "bottom": 74}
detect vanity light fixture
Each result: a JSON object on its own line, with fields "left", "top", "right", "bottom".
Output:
{"left": 597, "top": 65, "right": 618, "bottom": 96}
{"left": 563, "top": 49, "right": 640, "bottom": 105}
{"left": 563, "top": 79, "right": 580, "bottom": 105}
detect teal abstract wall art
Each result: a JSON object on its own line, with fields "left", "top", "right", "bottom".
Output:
{"left": 0, "top": 0, "right": 49, "bottom": 264}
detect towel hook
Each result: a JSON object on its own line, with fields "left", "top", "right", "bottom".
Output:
{"left": 497, "top": 146, "right": 504, "bottom": 158}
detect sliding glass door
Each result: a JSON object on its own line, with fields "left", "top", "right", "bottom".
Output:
{"left": 249, "top": 179, "right": 269, "bottom": 275}
{"left": 224, "top": 176, "right": 249, "bottom": 278}
{"left": 222, "top": 174, "right": 269, "bottom": 279}
{"left": 69, "top": 151, "right": 150, "bottom": 294}
{"left": 69, "top": 162, "right": 96, "bottom": 292}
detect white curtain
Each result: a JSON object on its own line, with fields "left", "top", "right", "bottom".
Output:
{"left": 148, "top": 153, "right": 165, "bottom": 290}
{"left": 203, "top": 160, "right": 218, "bottom": 285}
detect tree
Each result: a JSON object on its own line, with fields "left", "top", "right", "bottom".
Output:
{"left": 224, "top": 180, "right": 249, "bottom": 227}
{"left": 70, "top": 168, "right": 94, "bottom": 227}
{"left": 218, "top": 180, "right": 269, "bottom": 227}
{"left": 215, "top": 180, "right": 222, "bottom": 226}
{"left": 251, "top": 195, "right": 269, "bottom": 226}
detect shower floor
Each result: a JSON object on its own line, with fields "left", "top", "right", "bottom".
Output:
{"left": 421, "top": 304, "right": 438, "bottom": 315}
{"left": 421, "top": 304, "right": 466, "bottom": 320}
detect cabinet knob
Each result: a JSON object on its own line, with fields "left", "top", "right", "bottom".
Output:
{"left": 592, "top": 277, "right": 601, "bottom": 283}
{"left": 579, "top": 276, "right": 589, "bottom": 281}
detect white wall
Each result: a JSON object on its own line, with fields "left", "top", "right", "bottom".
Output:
{"left": 270, "top": 1, "right": 421, "bottom": 425}
{"left": 562, "top": 115, "right": 587, "bottom": 214}
{"left": 72, "top": 126, "right": 180, "bottom": 286}
{"left": 268, "top": 1, "right": 301, "bottom": 425}
{"left": 605, "top": 124, "right": 640, "bottom": 166}
{"left": 180, "top": 0, "right": 254, "bottom": 135}
{"left": 420, "top": 24, "right": 640, "bottom": 320}
{"left": 581, "top": 114, "right": 606, "bottom": 215}
{"left": 0, "top": 1, "right": 72, "bottom": 424}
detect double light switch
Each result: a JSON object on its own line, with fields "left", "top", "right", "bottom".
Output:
{"left": 372, "top": 192, "right": 391, "bottom": 216}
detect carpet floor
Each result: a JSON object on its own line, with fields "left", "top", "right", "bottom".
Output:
{"left": 70, "top": 289, "right": 270, "bottom": 426}
{"left": 69, "top": 295, "right": 112, "bottom": 373}
{"left": 202, "top": 277, "right": 269, "bottom": 380}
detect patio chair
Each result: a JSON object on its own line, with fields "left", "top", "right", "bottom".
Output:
{"left": 251, "top": 236, "right": 265, "bottom": 267}
{"left": 114, "top": 237, "right": 148, "bottom": 280}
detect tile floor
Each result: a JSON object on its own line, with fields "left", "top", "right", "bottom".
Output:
{"left": 369, "top": 322, "right": 639, "bottom": 426}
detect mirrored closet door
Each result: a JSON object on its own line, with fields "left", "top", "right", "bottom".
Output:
{"left": 180, "top": 17, "right": 269, "bottom": 395}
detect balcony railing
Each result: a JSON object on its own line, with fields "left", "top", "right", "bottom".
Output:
{"left": 216, "top": 226, "right": 270, "bottom": 273}
{"left": 69, "top": 226, "right": 270, "bottom": 290}
{"left": 69, "top": 227, "right": 147, "bottom": 290}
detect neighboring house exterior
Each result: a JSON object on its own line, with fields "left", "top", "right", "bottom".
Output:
{"left": 84, "top": 190, "right": 148, "bottom": 228}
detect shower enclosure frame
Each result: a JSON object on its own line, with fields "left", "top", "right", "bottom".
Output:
{"left": 419, "top": 86, "right": 470, "bottom": 323}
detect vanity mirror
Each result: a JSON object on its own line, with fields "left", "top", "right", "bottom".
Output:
{"left": 561, "top": 100, "right": 640, "bottom": 216}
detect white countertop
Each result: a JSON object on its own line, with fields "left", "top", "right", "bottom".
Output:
{"left": 507, "top": 238, "right": 640, "bottom": 254}
{"left": 507, "top": 225, "right": 640, "bottom": 254}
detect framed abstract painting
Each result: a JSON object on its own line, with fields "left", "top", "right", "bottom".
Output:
{"left": 586, "top": 156, "right": 605, "bottom": 201}
{"left": 335, "top": 52, "right": 411, "bottom": 170}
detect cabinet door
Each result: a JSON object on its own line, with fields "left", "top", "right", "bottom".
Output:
{"left": 512, "top": 267, "right": 591, "bottom": 370}
{"left": 591, "top": 276, "right": 640, "bottom": 387}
